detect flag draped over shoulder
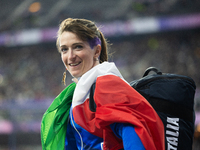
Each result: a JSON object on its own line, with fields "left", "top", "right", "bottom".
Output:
{"left": 41, "top": 82, "right": 76, "bottom": 150}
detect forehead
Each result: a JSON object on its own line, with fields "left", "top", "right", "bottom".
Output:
{"left": 60, "top": 31, "right": 82, "bottom": 44}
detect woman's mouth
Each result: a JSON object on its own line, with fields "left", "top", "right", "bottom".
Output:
{"left": 69, "top": 62, "right": 81, "bottom": 66}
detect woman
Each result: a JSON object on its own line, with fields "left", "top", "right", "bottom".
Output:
{"left": 41, "top": 18, "right": 165, "bottom": 150}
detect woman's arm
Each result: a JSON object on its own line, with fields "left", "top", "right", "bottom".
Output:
{"left": 110, "top": 123, "right": 145, "bottom": 150}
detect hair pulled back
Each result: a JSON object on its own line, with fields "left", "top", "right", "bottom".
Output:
{"left": 56, "top": 18, "right": 108, "bottom": 63}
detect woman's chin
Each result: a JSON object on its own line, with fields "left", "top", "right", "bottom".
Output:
{"left": 71, "top": 72, "right": 82, "bottom": 79}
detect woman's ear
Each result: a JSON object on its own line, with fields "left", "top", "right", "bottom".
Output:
{"left": 94, "top": 44, "right": 101, "bottom": 58}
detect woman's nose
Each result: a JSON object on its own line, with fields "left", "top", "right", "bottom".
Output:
{"left": 68, "top": 49, "right": 76, "bottom": 60}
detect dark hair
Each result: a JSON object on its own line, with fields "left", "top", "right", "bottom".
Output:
{"left": 56, "top": 18, "right": 109, "bottom": 63}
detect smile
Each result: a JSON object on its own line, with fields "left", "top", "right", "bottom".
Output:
{"left": 69, "top": 62, "right": 81, "bottom": 66}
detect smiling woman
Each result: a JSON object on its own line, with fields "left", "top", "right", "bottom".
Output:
{"left": 59, "top": 31, "right": 101, "bottom": 78}
{"left": 56, "top": 18, "right": 108, "bottom": 63}
{"left": 41, "top": 18, "right": 165, "bottom": 150}
{"left": 56, "top": 18, "right": 109, "bottom": 80}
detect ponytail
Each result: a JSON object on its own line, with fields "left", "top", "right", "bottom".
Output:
{"left": 99, "top": 31, "right": 108, "bottom": 63}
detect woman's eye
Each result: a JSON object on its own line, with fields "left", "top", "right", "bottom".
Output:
{"left": 75, "top": 45, "right": 83, "bottom": 49}
{"left": 61, "top": 48, "right": 68, "bottom": 52}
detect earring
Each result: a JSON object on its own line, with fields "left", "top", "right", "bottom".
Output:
{"left": 96, "top": 58, "right": 99, "bottom": 61}
{"left": 62, "top": 71, "right": 66, "bottom": 86}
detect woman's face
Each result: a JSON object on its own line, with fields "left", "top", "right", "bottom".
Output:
{"left": 59, "top": 31, "right": 101, "bottom": 78}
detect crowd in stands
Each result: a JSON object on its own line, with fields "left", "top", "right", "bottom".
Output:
{"left": 1, "top": 1, "right": 200, "bottom": 149}
{"left": 0, "top": 29, "right": 199, "bottom": 109}
{"left": 1, "top": 0, "right": 200, "bottom": 32}
{"left": 0, "top": 28, "right": 200, "bottom": 150}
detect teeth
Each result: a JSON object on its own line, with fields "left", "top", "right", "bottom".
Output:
{"left": 69, "top": 62, "right": 80, "bottom": 66}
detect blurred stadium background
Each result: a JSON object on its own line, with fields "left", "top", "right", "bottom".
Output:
{"left": 0, "top": 0, "right": 200, "bottom": 149}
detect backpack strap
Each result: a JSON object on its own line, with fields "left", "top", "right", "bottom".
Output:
{"left": 89, "top": 83, "right": 97, "bottom": 112}
{"left": 143, "top": 67, "right": 162, "bottom": 77}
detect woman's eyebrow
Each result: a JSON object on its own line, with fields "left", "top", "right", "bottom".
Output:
{"left": 60, "top": 42, "right": 84, "bottom": 48}
{"left": 60, "top": 45, "right": 68, "bottom": 49}
{"left": 72, "top": 42, "right": 84, "bottom": 46}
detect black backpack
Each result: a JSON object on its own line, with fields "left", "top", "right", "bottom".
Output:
{"left": 89, "top": 67, "right": 196, "bottom": 150}
{"left": 129, "top": 67, "right": 196, "bottom": 150}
